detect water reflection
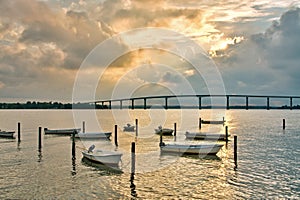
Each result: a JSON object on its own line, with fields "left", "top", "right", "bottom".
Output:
{"left": 160, "top": 151, "right": 221, "bottom": 161}
{"left": 71, "top": 156, "right": 76, "bottom": 176}
{"left": 130, "top": 150, "right": 137, "bottom": 198}
{"left": 37, "top": 149, "right": 42, "bottom": 162}
{"left": 130, "top": 173, "right": 137, "bottom": 198}
{"left": 71, "top": 136, "right": 76, "bottom": 176}
{"left": 81, "top": 157, "right": 122, "bottom": 175}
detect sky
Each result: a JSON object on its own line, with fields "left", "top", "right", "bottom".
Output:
{"left": 0, "top": 0, "right": 300, "bottom": 103}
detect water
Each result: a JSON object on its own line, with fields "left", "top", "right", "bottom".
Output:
{"left": 0, "top": 110, "right": 299, "bottom": 199}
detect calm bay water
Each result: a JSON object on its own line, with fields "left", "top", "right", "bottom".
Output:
{"left": 0, "top": 110, "right": 299, "bottom": 199}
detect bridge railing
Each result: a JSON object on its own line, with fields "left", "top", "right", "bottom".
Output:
{"left": 89, "top": 94, "right": 300, "bottom": 110}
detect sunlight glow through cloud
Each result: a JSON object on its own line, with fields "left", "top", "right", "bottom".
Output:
{"left": 0, "top": 0, "right": 299, "bottom": 101}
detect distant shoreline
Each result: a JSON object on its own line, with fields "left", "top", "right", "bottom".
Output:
{"left": 0, "top": 101, "right": 299, "bottom": 110}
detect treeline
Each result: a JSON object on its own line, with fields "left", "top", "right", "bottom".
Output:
{"left": 0, "top": 101, "right": 108, "bottom": 109}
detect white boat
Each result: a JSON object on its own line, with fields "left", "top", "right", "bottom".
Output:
{"left": 0, "top": 130, "right": 15, "bottom": 138}
{"left": 155, "top": 125, "right": 173, "bottom": 136}
{"left": 44, "top": 128, "right": 80, "bottom": 135}
{"left": 73, "top": 132, "right": 112, "bottom": 139}
{"left": 160, "top": 143, "right": 224, "bottom": 155}
{"left": 185, "top": 131, "right": 229, "bottom": 141}
{"left": 123, "top": 124, "right": 135, "bottom": 132}
{"left": 82, "top": 145, "right": 122, "bottom": 166}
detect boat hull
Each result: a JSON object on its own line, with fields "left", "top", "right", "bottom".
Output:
{"left": 201, "top": 120, "right": 225, "bottom": 125}
{"left": 82, "top": 150, "right": 122, "bottom": 166}
{"left": 44, "top": 128, "right": 80, "bottom": 135}
{"left": 155, "top": 129, "right": 173, "bottom": 136}
{"left": 185, "top": 132, "right": 229, "bottom": 141}
{"left": 123, "top": 126, "right": 135, "bottom": 132}
{"left": 74, "top": 132, "right": 112, "bottom": 139}
{"left": 160, "top": 143, "right": 223, "bottom": 155}
{"left": 0, "top": 131, "right": 15, "bottom": 138}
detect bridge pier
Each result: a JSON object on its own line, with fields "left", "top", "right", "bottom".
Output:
{"left": 144, "top": 98, "right": 147, "bottom": 110}
{"left": 131, "top": 99, "right": 134, "bottom": 110}
{"left": 246, "top": 96, "right": 249, "bottom": 110}
{"left": 120, "top": 100, "right": 123, "bottom": 109}
{"left": 290, "top": 97, "right": 293, "bottom": 110}
{"left": 198, "top": 97, "right": 202, "bottom": 109}
{"left": 226, "top": 96, "right": 230, "bottom": 110}
{"left": 165, "top": 97, "right": 168, "bottom": 109}
{"left": 267, "top": 97, "right": 270, "bottom": 110}
{"left": 109, "top": 101, "right": 112, "bottom": 109}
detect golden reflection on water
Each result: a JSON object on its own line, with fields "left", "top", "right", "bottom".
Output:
{"left": 2, "top": 110, "right": 298, "bottom": 199}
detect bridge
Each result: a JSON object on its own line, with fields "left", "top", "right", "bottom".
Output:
{"left": 91, "top": 94, "right": 300, "bottom": 110}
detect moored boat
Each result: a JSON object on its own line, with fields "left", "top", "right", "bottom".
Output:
{"left": 0, "top": 130, "right": 15, "bottom": 138}
{"left": 82, "top": 145, "right": 122, "bottom": 166}
{"left": 73, "top": 132, "right": 112, "bottom": 139}
{"left": 185, "top": 131, "right": 229, "bottom": 141}
{"left": 44, "top": 128, "right": 81, "bottom": 135}
{"left": 160, "top": 143, "right": 224, "bottom": 155}
{"left": 155, "top": 125, "right": 173, "bottom": 136}
{"left": 123, "top": 124, "right": 135, "bottom": 132}
{"left": 201, "top": 119, "right": 225, "bottom": 125}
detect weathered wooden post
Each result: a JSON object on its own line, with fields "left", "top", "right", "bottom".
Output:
{"left": 38, "top": 127, "right": 42, "bottom": 150}
{"left": 225, "top": 126, "right": 228, "bottom": 142}
{"left": 72, "top": 130, "right": 76, "bottom": 158}
{"left": 131, "top": 142, "right": 136, "bottom": 174}
{"left": 130, "top": 142, "right": 137, "bottom": 197}
{"left": 82, "top": 121, "right": 85, "bottom": 133}
{"left": 283, "top": 119, "right": 286, "bottom": 130}
{"left": 174, "top": 123, "right": 177, "bottom": 137}
{"left": 135, "top": 119, "right": 138, "bottom": 137}
{"left": 114, "top": 125, "right": 118, "bottom": 146}
{"left": 159, "top": 130, "right": 163, "bottom": 147}
{"left": 199, "top": 118, "right": 202, "bottom": 129}
{"left": 234, "top": 136, "right": 238, "bottom": 169}
{"left": 17, "top": 122, "right": 21, "bottom": 142}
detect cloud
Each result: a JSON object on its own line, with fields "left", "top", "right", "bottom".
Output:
{"left": 0, "top": 0, "right": 299, "bottom": 102}
{"left": 218, "top": 7, "right": 300, "bottom": 95}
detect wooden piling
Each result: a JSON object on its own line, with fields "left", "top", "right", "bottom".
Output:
{"left": 72, "top": 131, "right": 76, "bottom": 158}
{"left": 135, "top": 119, "right": 138, "bottom": 137}
{"left": 283, "top": 119, "right": 286, "bottom": 130}
{"left": 38, "top": 127, "right": 42, "bottom": 150}
{"left": 159, "top": 130, "right": 163, "bottom": 147}
{"left": 199, "top": 118, "right": 202, "bottom": 129}
{"left": 174, "top": 123, "right": 177, "bottom": 137}
{"left": 17, "top": 122, "right": 21, "bottom": 142}
{"left": 131, "top": 142, "right": 136, "bottom": 175}
{"left": 114, "top": 125, "right": 118, "bottom": 146}
{"left": 225, "top": 126, "right": 228, "bottom": 142}
{"left": 82, "top": 121, "right": 85, "bottom": 133}
{"left": 234, "top": 136, "right": 237, "bottom": 168}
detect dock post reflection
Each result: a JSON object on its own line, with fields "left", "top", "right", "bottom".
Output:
{"left": 225, "top": 126, "right": 229, "bottom": 142}
{"left": 130, "top": 142, "right": 137, "bottom": 198}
